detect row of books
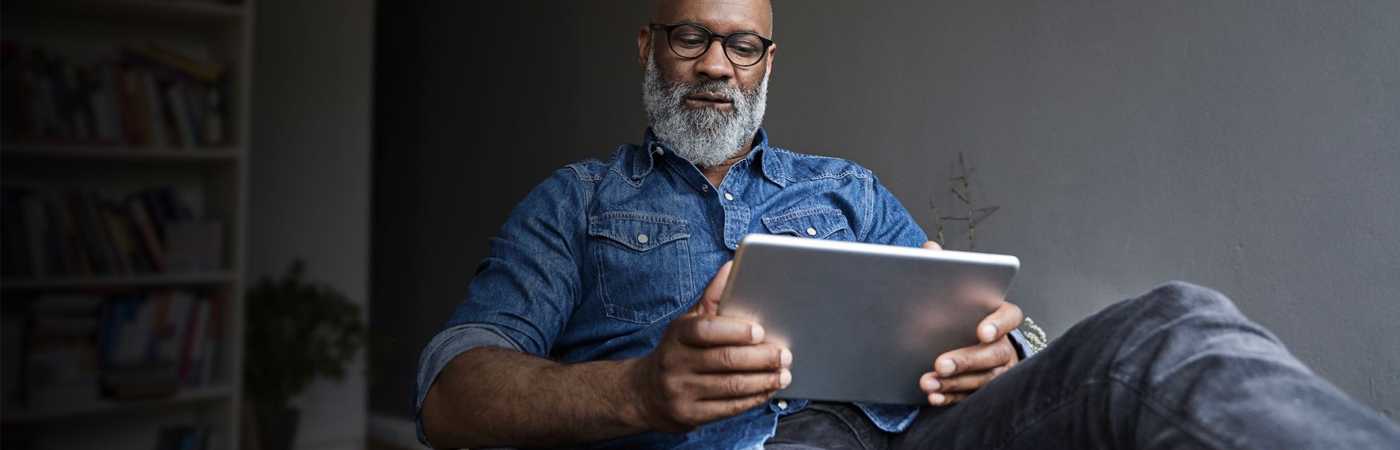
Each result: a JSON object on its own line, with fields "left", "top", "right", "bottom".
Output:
{"left": 0, "top": 184, "right": 224, "bottom": 278}
{"left": 0, "top": 41, "right": 231, "bottom": 149}
{"left": 17, "top": 290, "right": 224, "bottom": 409}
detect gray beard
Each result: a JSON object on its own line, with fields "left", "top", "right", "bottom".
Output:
{"left": 642, "top": 56, "right": 769, "bottom": 168}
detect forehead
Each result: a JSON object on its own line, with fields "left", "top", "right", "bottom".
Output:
{"left": 653, "top": 0, "right": 772, "bottom": 35}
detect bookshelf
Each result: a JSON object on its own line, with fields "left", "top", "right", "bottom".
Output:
{"left": 2, "top": 385, "right": 232, "bottom": 424}
{"left": 2, "top": 143, "right": 244, "bottom": 162}
{"left": 0, "top": 1, "right": 251, "bottom": 449}
{"left": 1, "top": 271, "right": 240, "bottom": 291}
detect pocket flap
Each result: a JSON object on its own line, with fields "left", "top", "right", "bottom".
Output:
{"left": 762, "top": 207, "right": 851, "bottom": 239}
{"left": 588, "top": 211, "right": 689, "bottom": 252}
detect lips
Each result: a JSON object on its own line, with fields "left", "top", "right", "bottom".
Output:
{"left": 686, "top": 91, "right": 733, "bottom": 104}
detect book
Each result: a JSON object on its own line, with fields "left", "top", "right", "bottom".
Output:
{"left": 101, "top": 199, "right": 139, "bottom": 274}
{"left": 199, "top": 293, "right": 224, "bottom": 386}
{"left": 25, "top": 293, "right": 103, "bottom": 408}
{"left": 66, "top": 191, "right": 109, "bottom": 275}
{"left": 21, "top": 191, "right": 56, "bottom": 276}
{"left": 182, "top": 298, "right": 211, "bottom": 386}
{"left": 128, "top": 197, "right": 167, "bottom": 272}
{"left": 83, "top": 191, "right": 126, "bottom": 274}
{"left": 166, "top": 221, "right": 222, "bottom": 273}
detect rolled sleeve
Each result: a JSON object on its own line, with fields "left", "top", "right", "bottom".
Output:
{"left": 413, "top": 324, "right": 521, "bottom": 447}
{"left": 411, "top": 166, "right": 593, "bottom": 447}
{"left": 862, "top": 174, "right": 931, "bottom": 248}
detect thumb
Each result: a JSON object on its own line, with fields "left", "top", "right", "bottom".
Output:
{"left": 688, "top": 261, "right": 734, "bottom": 316}
{"left": 922, "top": 240, "right": 943, "bottom": 251}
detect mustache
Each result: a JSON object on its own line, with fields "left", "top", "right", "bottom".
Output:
{"left": 666, "top": 79, "right": 748, "bottom": 110}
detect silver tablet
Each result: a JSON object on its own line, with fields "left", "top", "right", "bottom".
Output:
{"left": 717, "top": 233, "right": 1020, "bottom": 405}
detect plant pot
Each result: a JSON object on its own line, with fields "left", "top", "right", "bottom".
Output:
{"left": 255, "top": 403, "right": 300, "bottom": 450}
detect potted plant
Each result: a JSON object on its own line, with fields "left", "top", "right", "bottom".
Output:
{"left": 243, "top": 260, "right": 383, "bottom": 450}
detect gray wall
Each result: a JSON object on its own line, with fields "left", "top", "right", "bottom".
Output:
{"left": 371, "top": 0, "right": 1400, "bottom": 424}
{"left": 252, "top": 1, "right": 375, "bottom": 449}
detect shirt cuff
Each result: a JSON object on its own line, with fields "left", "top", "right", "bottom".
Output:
{"left": 1008, "top": 328, "right": 1036, "bottom": 360}
{"left": 413, "top": 323, "right": 522, "bottom": 448}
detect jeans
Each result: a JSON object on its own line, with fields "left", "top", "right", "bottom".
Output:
{"left": 766, "top": 282, "right": 1400, "bottom": 449}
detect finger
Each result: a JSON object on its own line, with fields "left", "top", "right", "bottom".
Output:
{"left": 689, "top": 261, "right": 734, "bottom": 316}
{"left": 922, "top": 241, "right": 943, "bottom": 251}
{"left": 933, "top": 338, "right": 1017, "bottom": 377}
{"left": 690, "top": 390, "right": 779, "bottom": 424}
{"left": 926, "top": 390, "right": 971, "bottom": 407}
{"left": 676, "top": 315, "right": 765, "bottom": 347}
{"left": 922, "top": 365, "right": 1010, "bottom": 393}
{"left": 691, "top": 370, "right": 791, "bottom": 400}
{"left": 976, "top": 301, "right": 1023, "bottom": 343}
{"left": 694, "top": 345, "right": 792, "bottom": 373}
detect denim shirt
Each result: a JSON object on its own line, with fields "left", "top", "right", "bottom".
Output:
{"left": 415, "top": 128, "right": 1034, "bottom": 449}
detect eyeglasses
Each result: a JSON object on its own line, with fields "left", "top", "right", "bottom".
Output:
{"left": 649, "top": 23, "right": 773, "bottom": 67}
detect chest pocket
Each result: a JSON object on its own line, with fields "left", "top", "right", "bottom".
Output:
{"left": 587, "top": 211, "right": 694, "bottom": 324}
{"left": 761, "top": 206, "right": 855, "bottom": 241}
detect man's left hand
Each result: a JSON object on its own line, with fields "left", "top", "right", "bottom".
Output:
{"left": 916, "top": 241, "right": 1023, "bottom": 406}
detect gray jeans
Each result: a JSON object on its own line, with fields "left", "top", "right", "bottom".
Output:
{"left": 766, "top": 282, "right": 1400, "bottom": 449}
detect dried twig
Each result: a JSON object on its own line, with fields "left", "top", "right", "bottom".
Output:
{"left": 929, "top": 151, "right": 999, "bottom": 250}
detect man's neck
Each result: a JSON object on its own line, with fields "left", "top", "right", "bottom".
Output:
{"left": 700, "top": 138, "right": 755, "bottom": 189}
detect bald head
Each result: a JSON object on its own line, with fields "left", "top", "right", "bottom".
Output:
{"left": 652, "top": 0, "right": 773, "bottom": 36}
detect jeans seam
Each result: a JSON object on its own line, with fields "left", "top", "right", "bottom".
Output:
{"left": 807, "top": 404, "right": 878, "bottom": 450}
{"left": 986, "top": 379, "right": 1104, "bottom": 450}
{"left": 986, "top": 377, "right": 1232, "bottom": 450}
{"left": 1105, "top": 372, "right": 1240, "bottom": 450}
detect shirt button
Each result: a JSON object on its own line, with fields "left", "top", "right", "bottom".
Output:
{"left": 724, "top": 193, "right": 734, "bottom": 201}
{"left": 777, "top": 400, "right": 788, "bottom": 409}
{"left": 806, "top": 227, "right": 817, "bottom": 236}
{"left": 636, "top": 234, "right": 649, "bottom": 244}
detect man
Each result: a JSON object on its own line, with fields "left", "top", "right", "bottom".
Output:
{"left": 415, "top": 0, "right": 1400, "bottom": 448}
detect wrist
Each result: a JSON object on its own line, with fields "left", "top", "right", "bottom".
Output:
{"left": 615, "top": 358, "right": 653, "bottom": 431}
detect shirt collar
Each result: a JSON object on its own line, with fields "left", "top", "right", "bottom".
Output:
{"left": 639, "top": 127, "right": 789, "bottom": 188}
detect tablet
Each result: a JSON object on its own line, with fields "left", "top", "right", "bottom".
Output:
{"left": 717, "top": 233, "right": 1020, "bottom": 405}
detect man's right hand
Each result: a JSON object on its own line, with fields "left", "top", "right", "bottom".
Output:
{"left": 627, "top": 261, "right": 794, "bottom": 434}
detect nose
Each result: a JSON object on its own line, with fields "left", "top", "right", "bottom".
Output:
{"left": 693, "top": 38, "right": 735, "bottom": 82}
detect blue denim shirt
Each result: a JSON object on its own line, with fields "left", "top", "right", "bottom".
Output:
{"left": 415, "top": 128, "right": 1034, "bottom": 449}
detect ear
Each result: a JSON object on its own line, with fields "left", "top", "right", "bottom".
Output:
{"left": 637, "top": 25, "right": 652, "bottom": 69}
{"left": 763, "top": 42, "right": 777, "bottom": 75}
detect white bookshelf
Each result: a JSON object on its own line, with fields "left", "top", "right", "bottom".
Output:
{"left": 1, "top": 271, "right": 240, "bottom": 291}
{"left": 1, "top": 143, "right": 245, "bottom": 162}
{"left": 2, "top": 385, "right": 233, "bottom": 424}
{"left": 0, "top": 1, "right": 251, "bottom": 449}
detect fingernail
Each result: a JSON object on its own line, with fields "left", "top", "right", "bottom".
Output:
{"left": 938, "top": 359, "right": 956, "bottom": 375}
{"left": 780, "top": 348, "right": 793, "bottom": 367}
{"left": 923, "top": 377, "right": 940, "bottom": 392}
{"left": 929, "top": 393, "right": 946, "bottom": 405}
{"left": 779, "top": 369, "right": 792, "bottom": 387}
{"left": 981, "top": 324, "right": 997, "bottom": 341}
{"left": 751, "top": 325, "right": 765, "bottom": 342}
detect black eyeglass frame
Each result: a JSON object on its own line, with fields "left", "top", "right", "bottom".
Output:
{"left": 649, "top": 23, "right": 774, "bottom": 68}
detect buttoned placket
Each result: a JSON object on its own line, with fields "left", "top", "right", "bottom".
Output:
{"left": 718, "top": 160, "right": 752, "bottom": 250}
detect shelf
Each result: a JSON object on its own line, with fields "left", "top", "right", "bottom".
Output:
{"left": 1, "top": 143, "right": 243, "bottom": 163}
{"left": 1, "top": 0, "right": 246, "bottom": 25}
{"left": 1, "top": 385, "right": 233, "bottom": 424}
{"left": 1, "top": 271, "right": 239, "bottom": 291}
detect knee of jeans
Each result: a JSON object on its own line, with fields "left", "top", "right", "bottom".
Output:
{"left": 1137, "top": 281, "right": 1243, "bottom": 321}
